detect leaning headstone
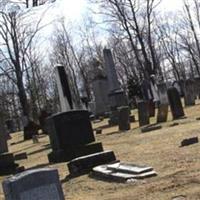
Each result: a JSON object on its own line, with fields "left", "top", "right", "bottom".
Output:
{"left": 167, "top": 87, "right": 185, "bottom": 120}
{"left": 137, "top": 101, "right": 150, "bottom": 127}
{"left": 2, "top": 168, "right": 65, "bottom": 200}
{"left": 47, "top": 110, "right": 103, "bottom": 163}
{"left": 118, "top": 106, "right": 130, "bottom": 131}
{"left": 157, "top": 104, "right": 168, "bottom": 123}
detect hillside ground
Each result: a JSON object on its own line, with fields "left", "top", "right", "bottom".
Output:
{"left": 1, "top": 102, "right": 200, "bottom": 199}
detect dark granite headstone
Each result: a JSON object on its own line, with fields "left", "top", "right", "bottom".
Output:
{"left": 23, "top": 121, "right": 40, "bottom": 140}
{"left": 47, "top": 110, "right": 103, "bottom": 163}
{"left": 2, "top": 168, "right": 65, "bottom": 200}
{"left": 137, "top": 101, "right": 150, "bottom": 127}
{"left": 157, "top": 104, "right": 168, "bottom": 123}
{"left": 167, "top": 87, "right": 185, "bottom": 120}
{"left": 118, "top": 106, "right": 130, "bottom": 131}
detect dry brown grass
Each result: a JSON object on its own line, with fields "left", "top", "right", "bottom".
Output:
{"left": 1, "top": 101, "right": 200, "bottom": 200}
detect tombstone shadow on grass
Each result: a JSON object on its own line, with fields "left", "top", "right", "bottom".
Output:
{"left": 26, "top": 163, "right": 50, "bottom": 171}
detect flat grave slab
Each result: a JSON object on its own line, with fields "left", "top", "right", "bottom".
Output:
{"left": 92, "top": 163, "right": 157, "bottom": 183}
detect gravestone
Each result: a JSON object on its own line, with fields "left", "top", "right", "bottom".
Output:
{"left": 103, "top": 49, "right": 127, "bottom": 112}
{"left": 167, "top": 87, "right": 185, "bottom": 120}
{"left": 47, "top": 110, "right": 103, "bottom": 163}
{"left": 184, "top": 79, "right": 196, "bottom": 106}
{"left": 108, "top": 110, "right": 119, "bottom": 126}
{"left": 157, "top": 83, "right": 169, "bottom": 105}
{"left": 23, "top": 120, "right": 40, "bottom": 140}
{"left": 137, "top": 101, "right": 150, "bottom": 127}
{"left": 2, "top": 168, "right": 65, "bottom": 200}
{"left": 55, "top": 65, "right": 83, "bottom": 112}
{"left": 118, "top": 106, "right": 130, "bottom": 131}
{"left": 5, "top": 119, "right": 16, "bottom": 133}
{"left": 55, "top": 65, "right": 73, "bottom": 111}
{"left": 39, "top": 110, "right": 51, "bottom": 135}
{"left": 0, "top": 120, "right": 18, "bottom": 174}
{"left": 148, "top": 100, "right": 155, "bottom": 117}
{"left": 92, "top": 60, "right": 110, "bottom": 116}
{"left": 157, "top": 104, "right": 168, "bottom": 123}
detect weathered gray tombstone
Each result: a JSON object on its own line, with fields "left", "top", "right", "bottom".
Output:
{"left": 157, "top": 83, "right": 169, "bottom": 105}
{"left": 137, "top": 101, "right": 150, "bottom": 127}
{"left": 2, "top": 168, "right": 65, "bottom": 200}
{"left": 92, "top": 60, "right": 110, "bottom": 117}
{"left": 118, "top": 106, "right": 130, "bottom": 131}
{"left": 167, "top": 87, "right": 185, "bottom": 120}
{"left": 184, "top": 79, "right": 196, "bottom": 106}
{"left": 47, "top": 110, "right": 103, "bottom": 163}
{"left": 157, "top": 104, "right": 168, "bottom": 123}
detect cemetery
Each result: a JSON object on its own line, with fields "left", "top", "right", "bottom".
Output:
{"left": 0, "top": 0, "right": 200, "bottom": 200}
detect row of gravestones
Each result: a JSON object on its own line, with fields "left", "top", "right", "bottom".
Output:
{"left": 138, "top": 87, "right": 185, "bottom": 127}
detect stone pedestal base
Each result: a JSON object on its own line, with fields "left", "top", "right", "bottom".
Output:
{"left": 48, "top": 142, "right": 104, "bottom": 163}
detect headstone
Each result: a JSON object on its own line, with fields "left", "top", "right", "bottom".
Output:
{"left": 184, "top": 79, "right": 196, "bottom": 106}
{"left": 55, "top": 65, "right": 83, "bottom": 112}
{"left": 55, "top": 65, "right": 73, "bottom": 111}
{"left": 148, "top": 100, "right": 155, "bottom": 117}
{"left": 108, "top": 110, "right": 119, "bottom": 126}
{"left": 5, "top": 119, "right": 16, "bottom": 133}
{"left": 157, "top": 83, "right": 169, "bottom": 104}
{"left": 137, "top": 101, "right": 150, "bottom": 127}
{"left": 67, "top": 150, "right": 116, "bottom": 175}
{"left": 2, "top": 168, "right": 65, "bottom": 200}
{"left": 39, "top": 110, "right": 51, "bottom": 135}
{"left": 118, "top": 106, "right": 130, "bottom": 131}
{"left": 92, "top": 62, "right": 110, "bottom": 116}
{"left": 167, "top": 87, "right": 185, "bottom": 120}
{"left": 23, "top": 120, "right": 40, "bottom": 140}
{"left": 47, "top": 110, "right": 103, "bottom": 163}
{"left": 103, "top": 49, "right": 127, "bottom": 110}
{"left": 157, "top": 104, "right": 168, "bottom": 123}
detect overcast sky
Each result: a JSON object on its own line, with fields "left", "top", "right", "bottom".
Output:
{"left": 58, "top": 0, "right": 184, "bottom": 20}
